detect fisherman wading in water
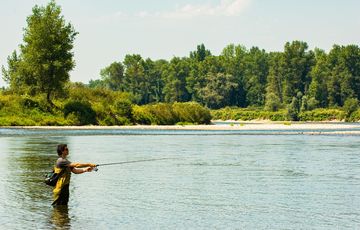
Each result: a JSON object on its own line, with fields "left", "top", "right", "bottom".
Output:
{"left": 52, "top": 144, "right": 96, "bottom": 206}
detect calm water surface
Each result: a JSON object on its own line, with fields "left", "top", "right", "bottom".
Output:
{"left": 0, "top": 129, "right": 359, "bottom": 229}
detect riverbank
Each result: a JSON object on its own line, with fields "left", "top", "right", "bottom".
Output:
{"left": 2, "top": 121, "right": 360, "bottom": 134}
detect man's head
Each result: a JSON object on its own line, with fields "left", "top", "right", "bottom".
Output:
{"left": 57, "top": 144, "right": 68, "bottom": 156}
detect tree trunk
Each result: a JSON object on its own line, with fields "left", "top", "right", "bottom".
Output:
{"left": 47, "top": 90, "right": 54, "bottom": 108}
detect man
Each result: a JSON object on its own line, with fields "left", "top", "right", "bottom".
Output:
{"left": 52, "top": 144, "right": 97, "bottom": 206}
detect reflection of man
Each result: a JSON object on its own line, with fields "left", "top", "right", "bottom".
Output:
{"left": 52, "top": 144, "right": 96, "bottom": 206}
{"left": 51, "top": 205, "right": 70, "bottom": 228}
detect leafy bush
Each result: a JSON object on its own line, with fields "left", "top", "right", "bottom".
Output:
{"left": 298, "top": 108, "right": 345, "bottom": 121}
{"left": 148, "top": 103, "right": 178, "bottom": 125}
{"left": 211, "top": 107, "right": 287, "bottom": 121}
{"left": 343, "top": 98, "right": 359, "bottom": 121}
{"left": 0, "top": 116, "right": 37, "bottom": 126}
{"left": 172, "top": 102, "right": 211, "bottom": 124}
{"left": 348, "top": 109, "right": 360, "bottom": 122}
{"left": 63, "top": 101, "right": 97, "bottom": 125}
{"left": 114, "top": 98, "right": 133, "bottom": 119}
{"left": 132, "top": 105, "right": 157, "bottom": 125}
{"left": 133, "top": 102, "right": 211, "bottom": 125}
{"left": 264, "top": 93, "right": 281, "bottom": 111}
{"left": 21, "top": 97, "right": 40, "bottom": 109}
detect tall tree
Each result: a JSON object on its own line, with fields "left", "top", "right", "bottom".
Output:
{"left": 190, "top": 44, "right": 212, "bottom": 62}
{"left": 243, "top": 47, "right": 269, "bottom": 106}
{"left": 327, "top": 45, "right": 359, "bottom": 106}
{"left": 100, "top": 62, "right": 125, "bottom": 91}
{"left": 281, "top": 41, "right": 315, "bottom": 104}
{"left": 123, "top": 54, "right": 149, "bottom": 104}
{"left": 308, "top": 49, "right": 329, "bottom": 108}
{"left": 219, "top": 44, "right": 247, "bottom": 107}
{"left": 2, "top": 0, "right": 77, "bottom": 106}
{"left": 199, "top": 72, "right": 238, "bottom": 109}
{"left": 265, "top": 52, "right": 283, "bottom": 108}
{"left": 162, "top": 57, "right": 190, "bottom": 103}
{"left": 187, "top": 55, "right": 224, "bottom": 104}
{"left": 144, "top": 58, "right": 167, "bottom": 103}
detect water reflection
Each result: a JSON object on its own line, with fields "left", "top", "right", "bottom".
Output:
{"left": 51, "top": 205, "right": 71, "bottom": 229}
{"left": 3, "top": 137, "right": 68, "bottom": 228}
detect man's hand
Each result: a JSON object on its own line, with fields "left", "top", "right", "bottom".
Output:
{"left": 84, "top": 167, "right": 94, "bottom": 172}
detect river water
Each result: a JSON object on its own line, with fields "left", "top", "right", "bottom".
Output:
{"left": 0, "top": 129, "right": 359, "bottom": 229}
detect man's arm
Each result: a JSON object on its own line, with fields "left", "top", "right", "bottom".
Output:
{"left": 69, "top": 162, "right": 97, "bottom": 168}
{"left": 71, "top": 166, "right": 93, "bottom": 174}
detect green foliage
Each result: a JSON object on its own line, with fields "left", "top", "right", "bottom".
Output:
{"left": 212, "top": 107, "right": 348, "bottom": 122}
{"left": 147, "top": 103, "right": 178, "bottom": 125}
{"left": 100, "top": 62, "right": 125, "bottom": 91}
{"left": 211, "top": 107, "right": 287, "bottom": 121}
{"left": 3, "top": 1, "right": 77, "bottom": 106}
{"left": 199, "top": 72, "right": 238, "bottom": 109}
{"left": 162, "top": 57, "right": 190, "bottom": 103}
{"left": 298, "top": 108, "right": 345, "bottom": 121}
{"left": 132, "top": 105, "right": 156, "bottom": 125}
{"left": 114, "top": 98, "right": 133, "bottom": 118}
{"left": 308, "top": 49, "right": 329, "bottom": 107}
{"left": 243, "top": 47, "right": 269, "bottom": 106}
{"left": 190, "top": 44, "right": 212, "bottom": 62}
{"left": 264, "top": 92, "right": 281, "bottom": 111}
{"left": 63, "top": 101, "right": 97, "bottom": 125}
{"left": 343, "top": 98, "right": 359, "bottom": 119}
{"left": 132, "top": 102, "right": 211, "bottom": 125}
{"left": 284, "top": 42, "right": 314, "bottom": 103}
{"left": 172, "top": 102, "right": 211, "bottom": 124}
{"left": 287, "top": 96, "right": 301, "bottom": 121}
{"left": 307, "top": 97, "right": 319, "bottom": 111}
{"left": 0, "top": 116, "right": 37, "bottom": 126}
{"left": 348, "top": 109, "right": 360, "bottom": 122}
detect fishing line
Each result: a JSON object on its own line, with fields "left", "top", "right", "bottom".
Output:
{"left": 93, "top": 157, "right": 175, "bottom": 171}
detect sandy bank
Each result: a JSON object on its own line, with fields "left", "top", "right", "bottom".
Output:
{"left": 3, "top": 122, "right": 359, "bottom": 131}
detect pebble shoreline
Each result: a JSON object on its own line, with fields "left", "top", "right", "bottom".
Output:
{"left": 2, "top": 122, "right": 359, "bottom": 135}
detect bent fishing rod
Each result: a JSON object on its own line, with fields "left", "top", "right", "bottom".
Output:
{"left": 93, "top": 157, "right": 174, "bottom": 171}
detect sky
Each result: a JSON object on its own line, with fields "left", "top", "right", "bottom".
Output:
{"left": 1, "top": 0, "right": 359, "bottom": 86}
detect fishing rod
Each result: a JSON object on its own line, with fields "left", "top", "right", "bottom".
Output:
{"left": 93, "top": 157, "right": 174, "bottom": 171}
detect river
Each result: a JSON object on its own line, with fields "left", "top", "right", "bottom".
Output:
{"left": 0, "top": 128, "right": 359, "bottom": 229}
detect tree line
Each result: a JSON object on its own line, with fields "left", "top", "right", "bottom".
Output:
{"left": 90, "top": 42, "right": 360, "bottom": 112}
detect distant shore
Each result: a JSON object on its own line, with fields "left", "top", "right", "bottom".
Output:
{"left": 2, "top": 121, "right": 360, "bottom": 135}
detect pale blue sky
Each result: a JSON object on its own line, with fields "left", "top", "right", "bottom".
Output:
{"left": 1, "top": 0, "right": 359, "bottom": 86}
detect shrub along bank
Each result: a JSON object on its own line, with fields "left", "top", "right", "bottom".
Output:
{"left": 211, "top": 107, "right": 359, "bottom": 122}
{"left": 0, "top": 83, "right": 358, "bottom": 126}
{"left": 0, "top": 86, "right": 212, "bottom": 126}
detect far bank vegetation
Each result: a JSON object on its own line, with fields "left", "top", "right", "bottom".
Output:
{"left": 1, "top": 1, "right": 359, "bottom": 126}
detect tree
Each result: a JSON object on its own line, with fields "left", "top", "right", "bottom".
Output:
{"left": 325, "top": 45, "right": 360, "bottom": 106}
{"left": 343, "top": 98, "right": 359, "bottom": 120}
{"left": 162, "top": 57, "right": 190, "bottom": 103}
{"left": 219, "top": 44, "right": 247, "bottom": 107}
{"left": 190, "top": 44, "right": 212, "bottom": 62}
{"left": 123, "top": 54, "right": 148, "bottom": 104}
{"left": 199, "top": 72, "right": 238, "bottom": 109}
{"left": 264, "top": 92, "right": 281, "bottom": 111}
{"left": 308, "top": 49, "right": 329, "bottom": 108}
{"left": 100, "top": 62, "right": 125, "bottom": 91}
{"left": 281, "top": 41, "right": 315, "bottom": 104}
{"left": 243, "top": 47, "right": 269, "bottom": 106}
{"left": 1, "top": 51, "right": 22, "bottom": 91}
{"left": 265, "top": 52, "right": 283, "bottom": 107}
{"left": 2, "top": 0, "right": 78, "bottom": 106}
{"left": 143, "top": 58, "right": 166, "bottom": 103}
{"left": 187, "top": 55, "right": 223, "bottom": 104}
